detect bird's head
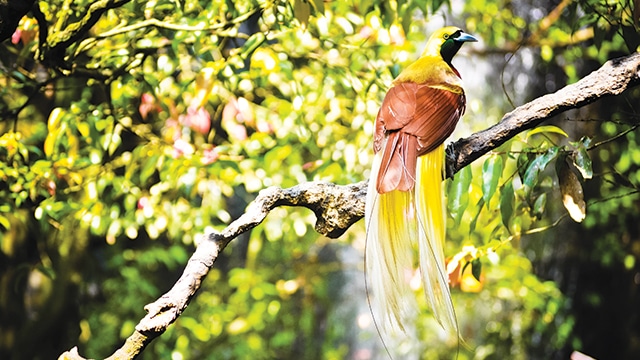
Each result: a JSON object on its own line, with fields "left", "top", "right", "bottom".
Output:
{"left": 422, "top": 26, "right": 478, "bottom": 65}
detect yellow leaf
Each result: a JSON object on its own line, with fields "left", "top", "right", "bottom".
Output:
{"left": 47, "top": 108, "right": 64, "bottom": 131}
{"left": 44, "top": 131, "right": 57, "bottom": 157}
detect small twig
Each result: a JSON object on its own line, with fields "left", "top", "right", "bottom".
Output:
{"left": 589, "top": 123, "right": 640, "bottom": 150}
{"left": 95, "top": 10, "right": 259, "bottom": 39}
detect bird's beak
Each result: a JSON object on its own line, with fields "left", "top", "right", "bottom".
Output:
{"left": 454, "top": 32, "right": 478, "bottom": 43}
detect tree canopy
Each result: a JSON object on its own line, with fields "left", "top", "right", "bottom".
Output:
{"left": 1, "top": 0, "right": 639, "bottom": 359}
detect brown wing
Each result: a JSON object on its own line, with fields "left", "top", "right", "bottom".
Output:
{"left": 374, "top": 82, "right": 466, "bottom": 193}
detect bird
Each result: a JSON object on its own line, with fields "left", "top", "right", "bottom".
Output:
{"left": 364, "top": 26, "right": 477, "bottom": 345}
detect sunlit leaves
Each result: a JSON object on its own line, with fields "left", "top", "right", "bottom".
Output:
{"left": 448, "top": 164, "right": 472, "bottom": 223}
{"left": 525, "top": 125, "right": 568, "bottom": 140}
{"left": 482, "top": 154, "right": 503, "bottom": 208}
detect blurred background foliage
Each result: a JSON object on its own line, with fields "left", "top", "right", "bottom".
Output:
{"left": 0, "top": 0, "right": 639, "bottom": 359}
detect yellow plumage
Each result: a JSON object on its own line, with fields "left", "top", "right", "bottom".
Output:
{"left": 366, "top": 145, "right": 456, "bottom": 335}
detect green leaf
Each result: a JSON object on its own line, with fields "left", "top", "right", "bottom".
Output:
{"left": 572, "top": 137, "right": 593, "bottom": 180}
{"left": 140, "top": 154, "right": 159, "bottom": 184}
{"left": 379, "top": 1, "right": 397, "bottom": 28}
{"left": 482, "top": 155, "right": 503, "bottom": 207}
{"left": 517, "top": 151, "right": 535, "bottom": 183}
{"left": 429, "top": 0, "right": 449, "bottom": 13}
{"left": 522, "top": 147, "right": 560, "bottom": 195}
{"left": 500, "top": 180, "right": 514, "bottom": 231}
{"left": 241, "top": 32, "right": 266, "bottom": 59}
{"left": 533, "top": 193, "right": 547, "bottom": 219}
{"left": 469, "top": 198, "right": 484, "bottom": 235}
{"left": 471, "top": 258, "right": 482, "bottom": 282}
{"left": 294, "top": 0, "right": 312, "bottom": 26}
{"left": 310, "top": 0, "right": 325, "bottom": 15}
{"left": 448, "top": 165, "right": 472, "bottom": 224}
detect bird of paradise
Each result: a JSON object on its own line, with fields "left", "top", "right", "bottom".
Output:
{"left": 365, "top": 26, "right": 477, "bottom": 346}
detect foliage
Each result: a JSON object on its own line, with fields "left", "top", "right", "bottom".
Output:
{"left": 1, "top": 0, "right": 639, "bottom": 359}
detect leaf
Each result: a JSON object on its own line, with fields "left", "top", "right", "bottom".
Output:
{"left": 430, "top": 0, "right": 449, "bottom": 13}
{"left": 47, "top": 107, "right": 64, "bottom": 131}
{"left": 500, "top": 180, "right": 514, "bottom": 231}
{"left": 532, "top": 193, "right": 547, "bottom": 219}
{"left": 310, "top": 0, "right": 325, "bottom": 14}
{"left": 240, "top": 32, "right": 266, "bottom": 59}
{"left": 293, "top": 0, "right": 312, "bottom": 27}
{"left": 571, "top": 137, "right": 593, "bottom": 180}
{"left": 482, "top": 155, "right": 503, "bottom": 207}
{"left": 469, "top": 198, "right": 484, "bottom": 234}
{"left": 593, "top": 23, "right": 606, "bottom": 50}
{"left": 379, "top": 1, "right": 397, "bottom": 29}
{"left": 558, "top": 159, "right": 586, "bottom": 222}
{"left": 525, "top": 125, "right": 569, "bottom": 140}
{"left": 471, "top": 258, "right": 482, "bottom": 282}
{"left": 0, "top": 215, "right": 10, "bottom": 230}
{"left": 517, "top": 151, "right": 534, "bottom": 184}
{"left": 461, "top": 261, "right": 471, "bottom": 278}
{"left": 522, "top": 147, "right": 560, "bottom": 195}
{"left": 357, "top": 0, "right": 374, "bottom": 13}
{"left": 140, "top": 154, "right": 159, "bottom": 184}
{"left": 448, "top": 165, "right": 472, "bottom": 224}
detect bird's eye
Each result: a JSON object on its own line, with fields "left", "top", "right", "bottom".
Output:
{"left": 443, "top": 34, "right": 450, "bottom": 39}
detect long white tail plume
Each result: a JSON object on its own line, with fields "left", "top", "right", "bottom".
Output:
{"left": 365, "top": 144, "right": 458, "bottom": 347}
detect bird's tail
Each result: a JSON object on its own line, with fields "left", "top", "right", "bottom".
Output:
{"left": 365, "top": 144, "right": 457, "bottom": 340}
{"left": 415, "top": 144, "right": 458, "bottom": 334}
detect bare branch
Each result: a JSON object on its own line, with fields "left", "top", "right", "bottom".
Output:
{"left": 59, "top": 52, "right": 640, "bottom": 360}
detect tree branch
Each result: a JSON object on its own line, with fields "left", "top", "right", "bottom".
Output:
{"left": 58, "top": 52, "right": 640, "bottom": 360}
{"left": 41, "top": 0, "right": 132, "bottom": 68}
